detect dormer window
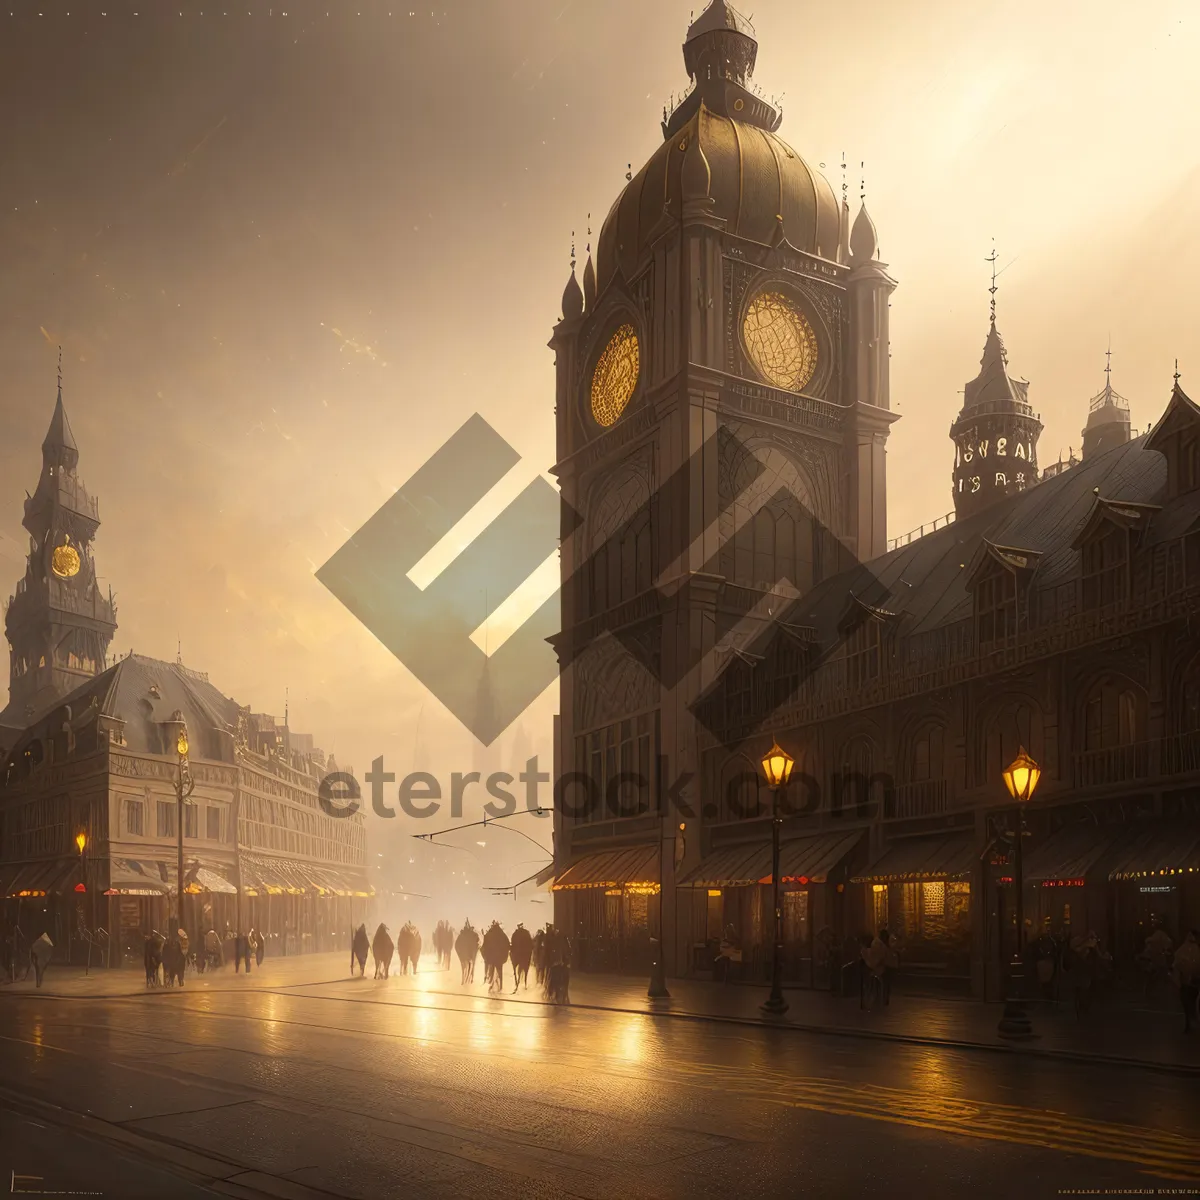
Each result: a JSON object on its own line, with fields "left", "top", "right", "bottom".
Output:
{"left": 977, "top": 569, "right": 1017, "bottom": 644}
{"left": 845, "top": 618, "right": 881, "bottom": 687}
{"left": 1081, "top": 526, "right": 1128, "bottom": 609}
{"left": 968, "top": 541, "right": 1040, "bottom": 647}
{"left": 1145, "top": 381, "right": 1200, "bottom": 498}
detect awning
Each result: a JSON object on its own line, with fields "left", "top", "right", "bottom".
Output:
{"left": 192, "top": 866, "right": 237, "bottom": 895}
{"left": 239, "top": 854, "right": 372, "bottom": 897}
{"left": 680, "top": 843, "right": 770, "bottom": 887}
{"left": 0, "top": 859, "right": 80, "bottom": 897}
{"left": 681, "top": 830, "right": 864, "bottom": 887}
{"left": 778, "top": 830, "right": 864, "bottom": 884}
{"left": 552, "top": 845, "right": 659, "bottom": 891}
{"left": 851, "top": 834, "right": 975, "bottom": 884}
{"left": 109, "top": 858, "right": 171, "bottom": 896}
{"left": 1104, "top": 821, "right": 1200, "bottom": 882}
{"left": 1024, "top": 822, "right": 1115, "bottom": 885}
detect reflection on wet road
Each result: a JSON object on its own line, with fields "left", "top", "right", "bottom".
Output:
{"left": 1, "top": 972, "right": 1198, "bottom": 1199}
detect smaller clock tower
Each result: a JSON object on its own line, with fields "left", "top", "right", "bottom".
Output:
{"left": 2, "top": 373, "right": 117, "bottom": 728}
{"left": 950, "top": 320, "right": 1043, "bottom": 519}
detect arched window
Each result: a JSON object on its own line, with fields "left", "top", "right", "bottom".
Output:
{"left": 981, "top": 701, "right": 1042, "bottom": 786}
{"left": 1179, "top": 658, "right": 1200, "bottom": 733}
{"left": 910, "top": 726, "right": 944, "bottom": 782}
{"left": 836, "top": 736, "right": 883, "bottom": 816}
{"left": 753, "top": 509, "right": 775, "bottom": 584}
{"left": 1081, "top": 679, "right": 1145, "bottom": 751}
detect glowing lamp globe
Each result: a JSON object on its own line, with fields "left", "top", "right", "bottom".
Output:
{"left": 177, "top": 729, "right": 189, "bottom": 758}
{"left": 74, "top": 831, "right": 87, "bottom": 854}
{"left": 1002, "top": 747, "right": 1041, "bottom": 803}
{"left": 761, "top": 742, "right": 795, "bottom": 790}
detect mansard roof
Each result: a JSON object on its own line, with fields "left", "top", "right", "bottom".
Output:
{"left": 2, "top": 654, "right": 242, "bottom": 764}
{"left": 1145, "top": 382, "right": 1200, "bottom": 452}
{"left": 787, "top": 431, "right": 1169, "bottom": 642}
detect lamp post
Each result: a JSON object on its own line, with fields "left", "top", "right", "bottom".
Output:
{"left": 75, "top": 830, "right": 89, "bottom": 973}
{"left": 647, "top": 819, "right": 682, "bottom": 1000}
{"left": 172, "top": 714, "right": 196, "bottom": 941}
{"left": 760, "top": 741, "right": 794, "bottom": 1016}
{"left": 997, "top": 746, "right": 1040, "bottom": 1040}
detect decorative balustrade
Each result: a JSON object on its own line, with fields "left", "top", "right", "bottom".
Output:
{"left": 1072, "top": 742, "right": 1153, "bottom": 789}
{"left": 885, "top": 779, "right": 950, "bottom": 821}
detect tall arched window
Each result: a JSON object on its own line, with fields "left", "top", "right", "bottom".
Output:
{"left": 1179, "top": 657, "right": 1200, "bottom": 733}
{"left": 981, "top": 701, "right": 1042, "bottom": 786}
{"left": 1081, "top": 679, "right": 1145, "bottom": 751}
{"left": 910, "top": 726, "right": 944, "bottom": 782}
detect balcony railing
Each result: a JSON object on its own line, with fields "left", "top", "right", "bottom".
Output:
{"left": 885, "top": 779, "right": 949, "bottom": 821}
{"left": 1159, "top": 730, "right": 1200, "bottom": 777}
{"left": 1073, "top": 742, "right": 1153, "bottom": 789}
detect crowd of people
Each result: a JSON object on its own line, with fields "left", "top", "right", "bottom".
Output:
{"left": 143, "top": 920, "right": 264, "bottom": 987}
{"left": 1027, "top": 920, "right": 1200, "bottom": 1030}
{"left": 349, "top": 919, "right": 573, "bottom": 1003}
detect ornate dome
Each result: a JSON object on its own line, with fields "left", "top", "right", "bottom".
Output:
{"left": 595, "top": 1, "right": 840, "bottom": 294}
{"left": 596, "top": 103, "right": 841, "bottom": 293}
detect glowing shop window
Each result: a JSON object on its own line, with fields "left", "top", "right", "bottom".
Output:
{"left": 922, "top": 880, "right": 946, "bottom": 917}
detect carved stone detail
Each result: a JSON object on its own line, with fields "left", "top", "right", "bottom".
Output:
{"left": 573, "top": 633, "right": 661, "bottom": 730}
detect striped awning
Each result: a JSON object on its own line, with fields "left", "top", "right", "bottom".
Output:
{"left": 238, "top": 854, "right": 372, "bottom": 897}
{"left": 552, "top": 845, "right": 659, "bottom": 891}
{"left": 681, "top": 830, "right": 863, "bottom": 887}
{"left": 1103, "top": 821, "right": 1200, "bottom": 882}
{"left": 109, "top": 858, "right": 171, "bottom": 895}
{"left": 0, "top": 859, "right": 79, "bottom": 898}
{"left": 1024, "top": 822, "right": 1115, "bottom": 885}
{"left": 778, "top": 830, "right": 864, "bottom": 884}
{"left": 852, "top": 834, "right": 975, "bottom": 884}
{"left": 679, "top": 843, "right": 770, "bottom": 887}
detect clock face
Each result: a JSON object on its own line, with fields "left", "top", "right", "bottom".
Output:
{"left": 742, "top": 290, "right": 819, "bottom": 393}
{"left": 590, "top": 323, "right": 640, "bottom": 428}
{"left": 51, "top": 542, "right": 81, "bottom": 579}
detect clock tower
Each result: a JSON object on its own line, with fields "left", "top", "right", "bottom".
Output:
{"left": 550, "top": 0, "right": 897, "bottom": 973}
{"left": 950, "top": 320, "right": 1043, "bottom": 519}
{"left": 1, "top": 374, "right": 117, "bottom": 730}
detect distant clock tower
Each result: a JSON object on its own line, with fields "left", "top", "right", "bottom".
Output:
{"left": 2, "top": 373, "right": 117, "bottom": 728}
{"left": 950, "top": 320, "right": 1043, "bottom": 519}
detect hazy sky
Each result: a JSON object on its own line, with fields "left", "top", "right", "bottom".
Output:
{"left": 2, "top": 0, "right": 1198, "bottom": 902}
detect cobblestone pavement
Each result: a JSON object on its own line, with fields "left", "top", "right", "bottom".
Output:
{"left": 1, "top": 953, "right": 1198, "bottom": 1198}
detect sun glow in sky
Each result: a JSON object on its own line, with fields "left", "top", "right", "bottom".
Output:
{"left": 0, "top": 1, "right": 1198, "bottom": 905}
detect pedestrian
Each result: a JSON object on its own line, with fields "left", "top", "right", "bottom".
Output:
{"left": 1173, "top": 929, "right": 1200, "bottom": 1034}
{"left": 31, "top": 933, "right": 53, "bottom": 989}
{"left": 254, "top": 927, "right": 265, "bottom": 967}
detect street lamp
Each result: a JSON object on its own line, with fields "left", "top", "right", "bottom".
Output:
{"left": 998, "top": 746, "right": 1039, "bottom": 1040}
{"left": 171, "top": 713, "right": 196, "bottom": 941}
{"left": 760, "top": 741, "right": 794, "bottom": 1015}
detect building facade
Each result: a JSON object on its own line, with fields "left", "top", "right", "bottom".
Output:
{"left": 0, "top": 385, "right": 369, "bottom": 966}
{"left": 550, "top": 0, "right": 1200, "bottom": 994}
{"left": 550, "top": 0, "right": 896, "bottom": 977}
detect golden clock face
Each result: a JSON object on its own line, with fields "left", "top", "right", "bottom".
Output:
{"left": 51, "top": 543, "right": 81, "bottom": 579}
{"left": 589, "top": 324, "right": 640, "bottom": 428}
{"left": 742, "top": 290, "right": 819, "bottom": 393}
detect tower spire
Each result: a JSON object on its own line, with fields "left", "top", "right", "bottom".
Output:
{"left": 986, "top": 240, "right": 999, "bottom": 327}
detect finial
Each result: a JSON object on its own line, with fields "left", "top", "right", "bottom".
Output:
{"left": 176, "top": 638, "right": 182, "bottom": 665}
{"left": 586, "top": 213, "right": 592, "bottom": 255}
{"left": 860, "top": 160, "right": 865, "bottom": 202}
{"left": 626, "top": 162, "right": 633, "bottom": 182}
{"left": 570, "top": 230, "right": 576, "bottom": 272}
{"left": 1105, "top": 339, "right": 1112, "bottom": 387}
{"left": 841, "top": 152, "right": 848, "bottom": 208}
{"left": 986, "top": 240, "right": 999, "bottom": 326}
{"left": 1175, "top": 358, "right": 1182, "bottom": 386}
{"left": 57, "top": 345, "right": 63, "bottom": 397}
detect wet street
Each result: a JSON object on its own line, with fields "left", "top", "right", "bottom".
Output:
{"left": 1, "top": 959, "right": 1198, "bottom": 1199}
